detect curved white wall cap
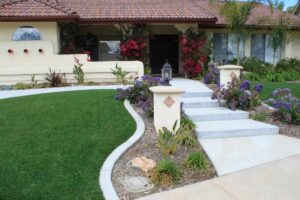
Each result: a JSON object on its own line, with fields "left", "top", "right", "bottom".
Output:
{"left": 217, "top": 65, "right": 243, "bottom": 70}
{"left": 99, "top": 100, "right": 145, "bottom": 200}
{"left": 150, "top": 86, "right": 185, "bottom": 94}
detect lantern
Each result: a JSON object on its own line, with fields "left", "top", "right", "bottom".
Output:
{"left": 161, "top": 60, "right": 172, "bottom": 81}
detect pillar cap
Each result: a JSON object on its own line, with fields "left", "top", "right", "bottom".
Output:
{"left": 217, "top": 65, "right": 243, "bottom": 70}
{"left": 150, "top": 86, "right": 185, "bottom": 94}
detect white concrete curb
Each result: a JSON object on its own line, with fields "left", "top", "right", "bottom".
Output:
{"left": 0, "top": 85, "right": 129, "bottom": 99}
{"left": 99, "top": 100, "right": 145, "bottom": 200}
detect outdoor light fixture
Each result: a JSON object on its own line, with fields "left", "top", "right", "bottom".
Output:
{"left": 161, "top": 60, "right": 172, "bottom": 81}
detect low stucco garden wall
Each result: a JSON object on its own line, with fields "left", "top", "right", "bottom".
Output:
{"left": 0, "top": 41, "right": 144, "bottom": 85}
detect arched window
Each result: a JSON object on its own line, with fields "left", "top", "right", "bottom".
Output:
{"left": 12, "top": 26, "right": 42, "bottom": 41}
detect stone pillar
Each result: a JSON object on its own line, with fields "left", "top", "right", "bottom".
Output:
{"left": 217, "top": 65, "right": 243, "bottom": 87}
{"left": 150, "top": 86, "right": 185, "bottom": 134}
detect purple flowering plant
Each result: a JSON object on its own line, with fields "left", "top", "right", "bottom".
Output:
{"left": 203, "top": 64, "right": 219, "bottom": 84}
{"left": 267, "top": 88, "right": 300, "bottom": 124}
{"left": 115, "top": 75, "right": 169, "bottom": 117}
{"left": 212, "top": 77, "right": 263, "bottom": 110}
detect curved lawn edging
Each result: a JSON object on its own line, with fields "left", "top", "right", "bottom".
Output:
{"left": 99, "top": 100, "right": 145, "bottom": 200}
{"left": 0, "top": 85, "right": 129, "bottom": 99}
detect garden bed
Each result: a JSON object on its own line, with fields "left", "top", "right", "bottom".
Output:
{"left": 112, "top": 106, "right": 216, "bottom": 200}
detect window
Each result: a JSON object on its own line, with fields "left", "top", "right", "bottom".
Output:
{"left": 213, "top": 33, "right": 245, "bottom": 64}
{"left": 12, "top": 26, "right": 42, "bottom": 41}
{"left": 251, "top": 34, "right": 281, "bottom": 63}
{"left": 99, "top": 40, "right": 120, "bottom": 61}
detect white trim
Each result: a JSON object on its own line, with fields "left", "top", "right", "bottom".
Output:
{"left": 99, "top": 100, "right": 145, "bottom": 200}
{"left": 0, "top": 85, "right": 129, "bottom": 99}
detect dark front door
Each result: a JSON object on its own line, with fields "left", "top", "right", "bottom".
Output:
{"left": 149, "top": 34, "right": 179, "bottom": 74}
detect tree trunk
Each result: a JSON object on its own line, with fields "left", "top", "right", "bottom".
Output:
{"left": 237, "top": 34, "right": 241, "bottom": 66}
{"left": 272, "top": 47, "right": 276, "bottom": 71}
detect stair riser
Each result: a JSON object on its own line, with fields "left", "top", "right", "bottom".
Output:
{"left": 196, "top": 127, "right": 279, "bottom": 139}
{"left": 182, "top": 92, "right": 212, "bottom": 98}
{"left": 183, "top": 102, "right": 219, "bottom": 108}
{"left": 187, "top": 113, "right": 249, "bottom": 121}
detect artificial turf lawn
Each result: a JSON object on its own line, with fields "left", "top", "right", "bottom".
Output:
{"left": 257, "top": 82, "right": 300, "bottom": 100}
{"left": 0, "top": 90, "right": 136, "bottom": 200}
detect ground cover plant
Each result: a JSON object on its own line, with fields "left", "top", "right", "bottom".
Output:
{"left": 267, "top": 88, "right": 300, "bottom": 124}
{"left": 0, "top": 90, "right": 135, "bottom": 199}
{"left": 184, "top": 152, "right": 209, "bottom": 172}
{"left": 115, "top": 75, "right": 168, "bottom": 117}
{"left": 212, "top": 78, "right": 263, "bottom": 110}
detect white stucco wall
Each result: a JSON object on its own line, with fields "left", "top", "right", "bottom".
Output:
{"left": 0, "top": 22, "right": 60, "bottom": 53}
{"left": 0, "top": 41, "right": 144, "bottom": 85}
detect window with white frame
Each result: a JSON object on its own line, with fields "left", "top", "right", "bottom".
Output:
{"left": 251, "top": 34, "right": 281, "bottom": 64}
{"left": 12, "top": 26, "right": 42, "bottom": 41}
{"left": 213, "top": 33, "right": 245, "bottom": 64}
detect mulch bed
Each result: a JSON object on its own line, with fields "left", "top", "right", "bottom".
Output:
{"left": 112, "top": 106, "right": 216, "bottom": 200}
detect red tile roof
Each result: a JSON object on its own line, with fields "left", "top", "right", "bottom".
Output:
{"left": 0, "top": 0, "right": 299, "bottom": 27}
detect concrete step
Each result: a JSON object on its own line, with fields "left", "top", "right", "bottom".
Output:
{"left": 182, "top": 91, "right": 213, "bottom": 98}
{"left": 195, "top": 119, "right": 279, "bottom": 139}
{"left": 184, "top": 107, "right": 249, "bottom": 121}
{"left": 182, "top": 97, "right": 219, "bottom": 108}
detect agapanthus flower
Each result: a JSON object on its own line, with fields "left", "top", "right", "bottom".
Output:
{"left": 254, "top": 84, "right": 263, "bottom": 93}
{"left": 240, "top": 80, "right": 250, "bottom": 90}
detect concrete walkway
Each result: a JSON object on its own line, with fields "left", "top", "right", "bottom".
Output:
{"left": 137, "top": 78, "right": 300, "bottom": 200}
{"left": 170, "top": 78, "right": 300, "bottom": 176}
{"left": 139, "top": 155, "right": 300, "bottom": 200}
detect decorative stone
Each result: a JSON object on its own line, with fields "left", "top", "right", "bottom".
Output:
{"left": 119, "top": 176, "right": 154, "bottom": 193}
{"left": 217, "top": 65, "right": 243, "bottom": 87}
{"left": 130, "top": 156, "right": 156, "bottom": 172}
{"left": 163, "top": 96, "right": 175, "bottom": 108}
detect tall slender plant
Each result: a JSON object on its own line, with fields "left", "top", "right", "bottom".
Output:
{"left": 217, "top": 1, "right": 257, "bottom": 65}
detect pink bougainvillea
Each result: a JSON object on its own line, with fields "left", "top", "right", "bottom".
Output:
{"left": 120, "top": 38, "right": 147, "bottom": 61}
{"left": 180, "top": 29, "right": 209, "bottom": 78}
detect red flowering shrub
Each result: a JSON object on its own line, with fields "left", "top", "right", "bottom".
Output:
{"left": 120, "top": 38, "right": 147, "bottom": 60}
{"left": 180, "top": 29, "right": 209, "bottom": 78}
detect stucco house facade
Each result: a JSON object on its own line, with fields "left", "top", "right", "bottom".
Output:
{"left": 0, "top": 0, "right": 300, "bottom": 84}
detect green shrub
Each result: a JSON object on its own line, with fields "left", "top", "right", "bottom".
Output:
{"left": 174, "top": 129, "right": 196, "bottom": 147}
{"left": 276, "top": 58, "right": 300, "bottom": 73}
{"left": 180, "top": 118, "right": 196, "bottom": 131}
{"left": 111, "top": 64, "right": 129, "bottom": 84}
{"left": 73, "top": 57, "right": 84, "bottom": 84}
{"left": 45, "top": 69, "right": 64, "bottom": 87}
{"left": 15, "top": 83, "right": 33, "bottom": 90}
{"left": 184, "top": 152, "right": 209, "bottom": 172}
{"left": 281, "top": 70, "right": 300, "bottom": 81}
{"left": 253, "top": 113, "right": 267, "bottom": 122}
{"left": 149, "top": 159, "right": 182, "bottom": 187}
{"left": 242, "top": 72, "right": 261, "bottom": 81}
{"left": 265, "top": 72, "right": 285, "bottom": 82}
{"left": 157, "top": 126, "right": 178, "bottom": 156}
{"left": 144, "top": 65, "right": 152, "bottom": 75}
{"left": 240, "top": 57, "right": 272, "bottom": 75}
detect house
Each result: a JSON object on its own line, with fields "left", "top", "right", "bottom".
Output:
{"left": 294, "top": 0, "right": 300, "bottom": 16}
{"left": 0, "top": 0, "right": 300, "bottom": 84}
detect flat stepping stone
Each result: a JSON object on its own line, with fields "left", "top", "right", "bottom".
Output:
{"left": 119, "top": 176, "right": 154, "bottom": 193}
{"left": 196, "top": 119, "right": 279, "bottom": 139}
{"left": 185, "top": 107, "right": 249, "bottom": 121}
{"left": 130, "top": 156, "right": 156, "bottom": 172}
{"left": 181, "top": 97, "right": 219, "bottom": 108}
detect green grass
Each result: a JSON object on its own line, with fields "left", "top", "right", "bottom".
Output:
{"left": 0, "top": 90, "right": 135, "bottom": 200}
{"left": 257, "top": 82, "right": 300, "bottom": 100}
